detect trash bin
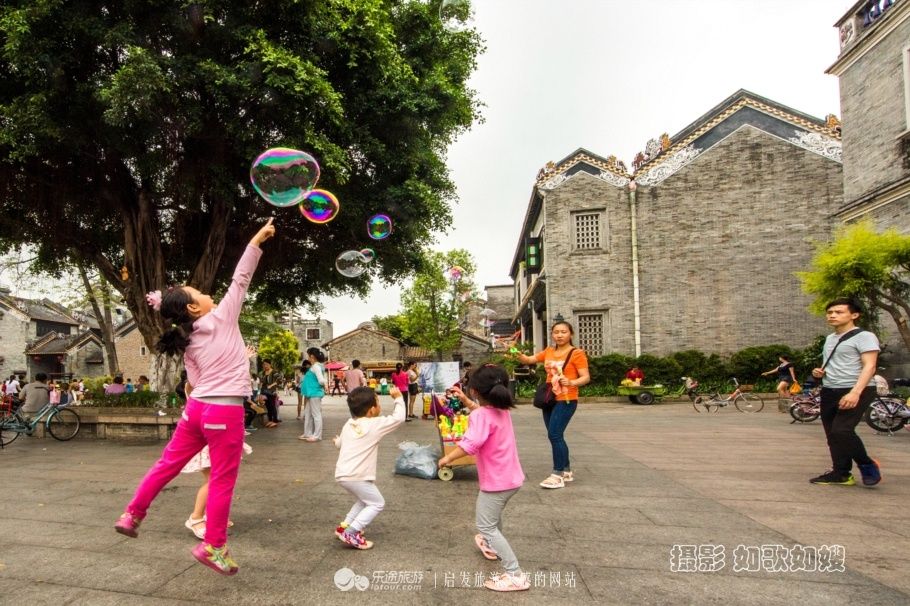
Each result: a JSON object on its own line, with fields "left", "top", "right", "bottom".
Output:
{"left": 380, "top": 383, "right": 389, "bottom": 395}
{"left": 508, "top": 379, "right": 517, "bottom": 400}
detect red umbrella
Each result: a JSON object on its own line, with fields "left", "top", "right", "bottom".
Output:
{"left": 325, "top": 361, "right": 348, "bottom": 371}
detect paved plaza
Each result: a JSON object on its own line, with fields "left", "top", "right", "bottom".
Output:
{"left": 2, "top": 396, "right": 910, "bottom": 605}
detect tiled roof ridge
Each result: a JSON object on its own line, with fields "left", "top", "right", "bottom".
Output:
{"left": 534, "top": 150, "right": 632, "bottom": 186}
{"left": 633, "top": 97, "right": 841, "bottom": 176}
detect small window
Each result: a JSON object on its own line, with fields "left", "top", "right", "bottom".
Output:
{"left": 140, "top": 345, "right": 147, "bottom": 357}
{"left": 573, "top": 212, "right": 603, "bottom": 250}
{"left": 577, "top": 313, "right": 605, "bottom": 357}
{"left": 306, "top": 328, "right": 321, "bottom": 340}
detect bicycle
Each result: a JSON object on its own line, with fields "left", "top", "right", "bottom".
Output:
{"left": 0, "top": 400, "right": 81, "bottom": 447}
{"left": 788, "top": 389, "right": 821, "bottom": 423}
{"left": 692, "top": 378, "right": 764, "bottom": 413}
{"left": 864, "top": 393, "right": 910, "bottom": 434}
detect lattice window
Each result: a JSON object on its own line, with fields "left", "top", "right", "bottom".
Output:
{"left": 577, "top": 313, "right": 604, "bottom": 356}
{"left": 306, "top": 328, "right": 321, "bottom": 340}
{"left": 574, "top": 212, "right": 602, "bottom": 250}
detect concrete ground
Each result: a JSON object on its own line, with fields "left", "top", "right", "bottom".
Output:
{"left": 1, "top": 395, "right": 909, "bottom": 605}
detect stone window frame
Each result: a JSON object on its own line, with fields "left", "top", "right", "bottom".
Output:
{"left": 573, "top": 309, "right": 608, "bottom": 357}
{"left": 570, "top": 208, "right": 608, "bottom": 254}
{"left": 306, "top": 328, "right": 321, "bottom": 340}
{"left": 139, "top": 345, "right": 147, "bottom": 357}
{"left": 904, "top": 44, "right": 910, "bottom": 131}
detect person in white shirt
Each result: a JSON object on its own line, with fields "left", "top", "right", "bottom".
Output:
{"left": 4, "top": 375, "right": 21, "bottom": 398}
{"left": 332, "top": 386, "right": 405, "bottom": 549}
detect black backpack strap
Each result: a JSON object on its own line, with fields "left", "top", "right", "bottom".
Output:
{"left": 821, "top": 328, "right": 863, "bottom": 370}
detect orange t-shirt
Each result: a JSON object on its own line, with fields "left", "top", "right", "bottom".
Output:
{"left": 534, "top": 347, "right": 589, "bottom": 401}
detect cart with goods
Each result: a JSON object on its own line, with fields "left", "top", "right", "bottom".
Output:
{"left": 432, "top": 394, "right": 475, "bottom": 481}
{"left": 617, "top": 381, "right": 668, "bottom": 405}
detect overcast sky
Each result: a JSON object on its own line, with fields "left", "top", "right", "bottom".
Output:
{"left": 319, "top": 0, "right": 854, "bottom": 337}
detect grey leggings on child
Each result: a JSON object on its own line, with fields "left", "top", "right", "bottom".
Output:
{"left": 476, "top": 487, "right": 521, "bottom": 574}
{"left": 339, "top": 480, "right": 385, "bottom": 532}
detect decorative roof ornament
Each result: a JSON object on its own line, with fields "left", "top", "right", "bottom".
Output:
{"left": 788, "top": 129, "right": 842, "bottom": 163}
{"left": 839, "top": 20, "right": 854, "bottom": 49}
{"left": 539, "top": 172, "right": 567, "bottom": 191}
{"left": 632, "top": 152, "right": 647, "bottom": 172}
{"left": 635, "top": 145, "right": 703, "bottom": 186}
{"left": 597, "top": 171, "right": 630, "bottom": 188}
{"left": 660, "top": 133, "right": 671, "bottom": 151}
{"left": 825, "top": 114, "right": 842, "bottom": 133}
{"left": 644, "top": 138, "right": 661, "bottom": 160}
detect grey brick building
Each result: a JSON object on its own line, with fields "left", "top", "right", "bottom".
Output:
{"left": 828, "top": 0, "right": 910, "bottom": 373}
{"left": 509, "top": 90, "right": 843, "bottom": 357}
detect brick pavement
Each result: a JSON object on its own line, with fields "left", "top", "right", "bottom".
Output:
{"left": 1, "top": 396, "right": 909, "bottom": 605}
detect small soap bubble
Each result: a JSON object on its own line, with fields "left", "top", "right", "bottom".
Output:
{"left": 367, "top": 214, "right": 393, "bottom": 240}
{"left": 250, "top": 148, "right": 320, "bottom": 207}
{"left": 440, "top": 0, "right": 475, "bottom": 33}
{"left": 359, "top": 248, "right": 376, "bottom": 263}
{"left": 335, "top": 250, "right": 370, "bottom": 278}
{"left": 299, "top": 189, "right": 340, "bottom": 224}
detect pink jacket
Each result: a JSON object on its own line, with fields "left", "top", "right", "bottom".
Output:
{"left": 458, "top": 406, "right": 524, "bottom": 492}
{"left": 185, "top": 245, "right": 262, "bottom": 399}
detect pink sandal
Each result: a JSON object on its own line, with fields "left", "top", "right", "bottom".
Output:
{"left": 474, "top": 533, "right": 498, "bottom": 560}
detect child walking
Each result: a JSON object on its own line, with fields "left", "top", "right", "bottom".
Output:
{"left": 333, "top": 385, "right": 406, "bottom": 549}
{"left": 181, "top": 442, "right": 253, "bottom": 539}
{"left": 113, "top": 218, "right": 275, "bottom": 575}
{"left": 438, "top": 364, "right": 529, "bottom": 592}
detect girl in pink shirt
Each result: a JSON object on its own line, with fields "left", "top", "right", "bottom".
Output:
{"left": 439, "top": 364, "right": 529, "bottom": 592}
{"left": 114, "top": 219, "right": 275, "bottom": 576}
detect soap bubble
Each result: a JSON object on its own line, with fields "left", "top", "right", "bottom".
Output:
{"left": 440, "top": 0, "right": 474, "bottom": 33}
{"left": 250, "top": 148, "right": 320, "bottom": 207}
{"left": 336, "top": 250, "right": 370, "bottom": 278}
{"left": 367, "top": 214, "right": 393, "bottom": 240}
{"left": 298, "top": 189, "right": 339, "bottom": 223}
{"left": 359, "top": 248, "right": 376, "bottom": 263}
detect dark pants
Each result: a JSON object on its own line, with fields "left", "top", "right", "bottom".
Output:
{"left": 820, "top": 387, "right": 875, "bottom": 476}
{"left": 263, "top": 393, "right": 279, "bottom": 423}
{"left": 331, "top": 379, "right": 342, "bottom": 396}
{"left": 542, "top": 401, "right": 577, "bottom": 473}
{"left": 243, "top": 402, "right": 257, "bottom": 428}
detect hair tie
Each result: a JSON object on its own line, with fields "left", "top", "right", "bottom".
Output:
{"left": 145, "top": 290, "right": 162, "bottom": 311}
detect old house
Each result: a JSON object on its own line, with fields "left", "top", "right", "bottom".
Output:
{"left": 510, "top": 90, "right": 844, "bottom": 357}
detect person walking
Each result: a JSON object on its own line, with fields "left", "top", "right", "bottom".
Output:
{"left": 299, "top": 348, "right": 327, "bottom": 442}
{"left": 390, "top": 363, "right": 411, "bottom": 420}
{"left": 406, "top": 361, "right": 420, "bottom": 419}
{"left": 513, "top": 320, "right": 590, "bottom": 489}
{"left": 809, "top": 298, "right": 882, "bottom": 487}
{"left": 761, "top": 355, "right": 798, "bottom": 400}
{"left": 344, "top": 360, "right": 366, "bottom": 393}
{"left": 113, "top": 218, "right": 275, "bottom": 575}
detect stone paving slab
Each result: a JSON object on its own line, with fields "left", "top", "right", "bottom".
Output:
{"left": 1, "top": 396, "right": 909, "bottom": 604}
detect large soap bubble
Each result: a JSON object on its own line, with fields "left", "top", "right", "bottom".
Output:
{"left": 367, "top": 214, "right": 393, "bottom": 240}
{"left": 336, "top": 250, "right": 370, "bottom": 278}
{"left": 440, "top": 0, "right": 474, "bottom": 33}
{"left": 299, "top": 189, "right": 339, "bottom": 224}
{"left": 250, "top": 148, "right": 320, "bottom": 207}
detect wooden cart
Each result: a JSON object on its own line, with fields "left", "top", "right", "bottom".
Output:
{"left": 616, "top": 384, "right": 668, "bottom": 405}
{"left": 432, "top": 393, "right": 476, "bottom": 481}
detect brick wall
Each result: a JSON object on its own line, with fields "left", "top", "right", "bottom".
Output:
{"left": 114, "top": 327, "right": 152, "bottom": 381}
{"left": 327, "top": 330, "right": 402, "bottom": 365}
{"left": 0, "top": 306, "right": 30, "bottom": 376}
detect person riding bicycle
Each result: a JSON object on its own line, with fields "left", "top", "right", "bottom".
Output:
{"left": 19, "top": 372, "right": 50, "bottom": 420}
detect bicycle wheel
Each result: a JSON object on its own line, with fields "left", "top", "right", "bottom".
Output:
{"left": 1, "top": 417, "right": 21, "bottom": 447}
{"left": 46, "top": 408, "right": 80, "bottom": 441}
{"left": 693, "top": 396, "right": 719, "bottom": 413}
{"left": 865, "top": 400, "right": 908, "bottom": 433}
{"left": 735, "top": 393, "right": 764, "bottom": 413}
{"left": 789, "top": 401, "right": 820, "bottom": 423}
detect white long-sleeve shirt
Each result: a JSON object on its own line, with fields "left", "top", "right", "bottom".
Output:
{"left": 334, "top": 397, "right": 406, "bottom": 482}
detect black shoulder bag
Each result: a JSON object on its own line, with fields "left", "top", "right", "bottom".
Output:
{"left": 533, "top": 348, "right": 576, "bottom": 410}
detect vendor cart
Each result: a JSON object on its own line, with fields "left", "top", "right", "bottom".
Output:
{"left": 617, "top": 384, "right": 667, "bottom": 405}
{"left": 432, "top": 393, "right": 476, "bottom": 481}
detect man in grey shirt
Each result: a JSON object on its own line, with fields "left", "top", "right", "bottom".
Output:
{"left": 810, "top": 299, "right": 881, "bottom": 487}
{"left": 19, "top": 372, "right": 50, "bottom": 417}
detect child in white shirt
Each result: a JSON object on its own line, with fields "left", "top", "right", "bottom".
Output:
{"left": 333, "top": 385, "right": 406, "bottom": 549}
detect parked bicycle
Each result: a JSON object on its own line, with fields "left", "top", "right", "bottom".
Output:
{"left": 788, "top": 389, "right": 821, "bottom": 423}
{"left": 0, "top": 399, "right": 81, "bottom": 447}
{"left": 692, "top": 378, "right": 764, "bottom": 413}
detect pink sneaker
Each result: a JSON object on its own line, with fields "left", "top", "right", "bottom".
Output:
{"left": 114, "top": 512, "right": 141, "bottom": 538}
{"left": 339, "top": 529, "right": 373, "bottom": 550}
{"left": 192, "top": 542, "right": 239, "bottom": 576}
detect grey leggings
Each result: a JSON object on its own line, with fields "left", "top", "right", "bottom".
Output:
{"left": 302, "top": 396, "right": 323, "bottom": 439}
{"left": 476, "top": 487, "right": 521, "bottom": 574}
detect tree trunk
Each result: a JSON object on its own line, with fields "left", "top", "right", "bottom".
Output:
{"left": 875, "top": 300, "right": 910, "bottom": 353}
{"left": 76, "top": 260, "right": 120, "bottom": 376}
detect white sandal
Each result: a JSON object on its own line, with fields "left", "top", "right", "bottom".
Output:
{"left": 562, "top": 471, "right": 574, "bottom": 482}
{"left": 539, "top": 474, "right": 565, "bottom": 489}
{"left": 185, "top": 516, "right": 206, "bottom": 540}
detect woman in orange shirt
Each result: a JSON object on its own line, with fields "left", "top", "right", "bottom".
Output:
{"left": 514, "top": 320, "right": 590, "bottom": 489}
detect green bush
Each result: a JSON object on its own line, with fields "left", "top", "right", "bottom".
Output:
{"left": 83, "top": 391, "right": 170, "bottom": 408}
{"left": 728, "top": 345, "right": 799, "bottom": 383}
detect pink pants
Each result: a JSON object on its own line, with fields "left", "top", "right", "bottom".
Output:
{"left": 125, "top": 398, "right": 244, "bottom": 548}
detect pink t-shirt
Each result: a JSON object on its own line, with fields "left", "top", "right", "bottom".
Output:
{"left": 458, "top": 407, "right": 524, "bottom": 492}
{"left": 185, "top": 245, "right": 262, "bottom": 399}
{"left": 390, "top": 370, "right": 409, "bottom": 392}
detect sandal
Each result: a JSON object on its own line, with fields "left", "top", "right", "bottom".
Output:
{"left": 474, "top": 533, "right": 499, "bottom": 560}
{"left": 562, "top": 471, "right": 574, "bottom": 483}
{"left": 539, "top": 474, "right": 565, "bottom": 489}
{"left": 185, "top": 516, "right": 206, "bottom": 540}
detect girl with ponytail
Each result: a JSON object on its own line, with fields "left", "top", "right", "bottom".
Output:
{"left": 114, "top": 218, "right": 276, "bottom": 576}
{"left": 438, "top": 364, "right": 529, "bottom": 592}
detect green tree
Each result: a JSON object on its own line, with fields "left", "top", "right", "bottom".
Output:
{"left": 798, "top": 221, "right": 910, "bottom": 351}
{"left": 0, "top": 1, "right": 483, "bottom": 359}
{"left": 257, "top": 330, "right": 300, "bottom": 376}
{"left": 371, "top": 313, "right": 415, "bottom": 345}
{"left": 239, "top": 301, "right": 285, "bottom": 344}
{"left": 401, "top": 249, "right": 476, "bottom": 360}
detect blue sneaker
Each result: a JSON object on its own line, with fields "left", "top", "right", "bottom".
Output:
{"left": 857, "top": 459, "right": 881, "bottom": 486}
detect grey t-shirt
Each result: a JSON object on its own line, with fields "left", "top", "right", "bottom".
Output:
{"left": 821, "top": 330, "right": 880, "bottom": 389}
{"left": 20, "top": 382, "right": 50, "bottom": 413}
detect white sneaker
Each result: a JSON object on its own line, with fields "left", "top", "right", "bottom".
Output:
{"left": 539, "top": 474, "right": 565, "bottom": 489}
